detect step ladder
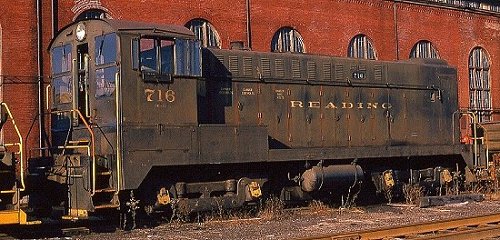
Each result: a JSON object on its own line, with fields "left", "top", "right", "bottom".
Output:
{"left": 92, "top": 155, "right": 119, "bottom": 210}
{"left": 56, "top": 109, "right": 119, "bottom": 218}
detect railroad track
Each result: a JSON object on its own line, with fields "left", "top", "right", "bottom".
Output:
{"left": 0, "top": 218, "right": 114, "bottom": 239}
{"left": 304, "top": 212, "right": 500, "bottom": 240}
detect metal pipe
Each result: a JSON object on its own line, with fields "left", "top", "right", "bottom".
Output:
{"left": 36, "top": 0, "right": 45, "bottom": 150}
{"left": 52, "top": 0, "right": 58, "bottom": 38}
{"left": 472, "top": 112, "right": 478, "bottom": 167}
{"left": 245, "top": 0, "right": 252, "bottom": 49}
{"left": 115, "top": 72, "right": 122, "bottom": 192}
{"left": 393, "top": 1, "right": 400, "bottom": 60}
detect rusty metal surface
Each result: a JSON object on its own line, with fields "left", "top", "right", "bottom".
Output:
{"left": 482, "top": 121, "right": 500, "bottom": 152}
{"left": 419, "top": 193, "right": 485, "bottom": 208}
{"left": 203, "top": 48, "right": 460, "bottom": 160}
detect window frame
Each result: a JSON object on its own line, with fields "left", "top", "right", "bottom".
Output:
{"left": 51, "top": 43, "right": 73, "bottom": 105}
{"left": 134, "top": 36, "right": 202, "bottom": 82}
{"left": 271, "top": 27, "right": 306, "bottom": 53}
{"left": 186, "top": 19, "right": 221, "bottom": 48}
{"left": 409, "top": 40, "right": 440, "bottom": 59}
{"left": 138, "top": 37, "right": 175, "bottom": 81}
{"left": 75, "top": 9, "right": 108, "bottom": 21}
{"left": 94, "top": 33, "right": 118, "bottom": 99}
{"left": 348, "top": 34, "right": 377, "bottom": 60}
{"left": 468, "top": 47, "right": 492, "bottom": 122}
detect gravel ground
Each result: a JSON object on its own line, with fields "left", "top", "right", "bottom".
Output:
{"left": 77, "top": 196, "right": 500, "bottom": 240}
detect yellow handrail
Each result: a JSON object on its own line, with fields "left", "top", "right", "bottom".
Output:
{"left": 52, "top": 109, "right": 96, "bottom": 195}
{"left": 1, "top": 102, "right": 25, "bottom": 191}
{"left": 73, "top": 109, "right": 97, "bottom": 196}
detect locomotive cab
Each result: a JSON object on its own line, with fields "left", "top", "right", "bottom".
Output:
{"left": 47, "top": 19, "right": 202, "bottom": 218}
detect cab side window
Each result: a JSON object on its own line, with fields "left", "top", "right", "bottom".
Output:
{"left": 140, "top": 38, "right": 157, "bottom": 72}
{"left": 134, "top": 37, "right": 201, "bottom": 80}
{"left": 175, "top": 39, "right": 201, "bottom": 77}
{"left": 160, "top": 40, "right": 174, "bottom": 75}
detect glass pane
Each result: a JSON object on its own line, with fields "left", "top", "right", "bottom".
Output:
{"left": 191, "top": 41, "right": 202, "bottom": 76}
{"left": 187, "top": 19, "right": 220, "bottom": 48}
{"left": 468, "top": 47, "right": 491, "bottom": 118}
{"left": 175, "top": 40, "right": 187, "bottom": 75}
{"left": 53, "top": 75, "right": 72, "bottom": 104}
{"left": 174, "top": 39, "right": 202, "bottom": 77}
{"left": 160, "top": 40, "right": 174, "bottom": 75}
{"left": 410, "top": 41, "right": 439, "bottom": 59}
{"left": 95, "top": 33, "right": 117, "bottom": 65}
{"left": 132, "top": 38, "right": 139, "bottom": 70}
{"left": 271, "top": 27, "right": 305, "bottom": 53}
{"left": 51, "top": 44, "right": 72, "bottom": 74}
{"left": 140, "top": 38, "right": 157, "bottom": 72}
{"left": 76, "top": 9, "right": 106, "bottom": 21}
{"left": 95, "top": 66, "right": 116, "bottom": 99}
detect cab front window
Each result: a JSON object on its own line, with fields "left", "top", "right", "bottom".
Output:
{"left": 51, "top": 44, "right": 73, "bottom": 105}
{"left": 95, "top": 33, "right": 117, "bottom": 99}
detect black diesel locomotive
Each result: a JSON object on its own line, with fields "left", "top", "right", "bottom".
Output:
{"left": 2, "top": 18, "right": 490, "bottom": 224}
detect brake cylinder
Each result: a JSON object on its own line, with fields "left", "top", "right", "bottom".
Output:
{"left": 300, "top": 164, "right": 364, "bottom": 192}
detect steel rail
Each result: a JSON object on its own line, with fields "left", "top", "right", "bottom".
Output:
{"left": 422, "top": 225, "right": 500, "bottom": 240}
{"left": 303, "top": 212, "right": 500, "bottom": 240}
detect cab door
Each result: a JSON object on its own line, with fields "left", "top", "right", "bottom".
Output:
{"left": 77, "top": 43, "right": 90, "bottom": 120}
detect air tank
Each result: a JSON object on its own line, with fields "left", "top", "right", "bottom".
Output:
{"left": 300, "top": 164, "right": 364, "bottom": 192}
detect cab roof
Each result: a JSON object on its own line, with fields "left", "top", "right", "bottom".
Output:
{"left": 49, "top": 18, "right": 195, "bottom": 49}
{"left": 104, "top": 19, "right": 194, "bottom": 38}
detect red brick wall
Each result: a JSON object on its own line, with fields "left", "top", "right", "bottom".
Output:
{"left": 58, "top": 0, "right": 249, "bottom": 50}
{"left": 395, "top": 3, "right": 500, "bottom": 118}
{"left": 0, "top": 0, "right": 499, "bottom": 152}
{"left": 58, "top": 0, "right": 500, "bottom": 117}
{"left": 0, "top": 2, "right": 40, "bottom": 152}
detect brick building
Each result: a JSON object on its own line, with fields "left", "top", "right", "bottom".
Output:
{"left": 0, "top": 0, "right": 499, "bottom": 149}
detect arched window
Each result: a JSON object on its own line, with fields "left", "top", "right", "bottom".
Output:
{"left": 469, "top": 47, "right": 491, "bottom": 122}
{"left": 348, "top": 34, "right": 377, "bottom": 60}
{"left": 186, "top": 19, "right": 221, "bottom": 48}
{"left": 75, "top": 9, "right": 108, "bottom": 21}
{"left": 271, "top": 27, "right": 305, "bottom": 53}
{"left": 410, "top": 40, "right": 440, "bottom": 59}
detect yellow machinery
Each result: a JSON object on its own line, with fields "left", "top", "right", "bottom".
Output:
{"left": 0, "top": 102, "right": 29, "bottom": 225}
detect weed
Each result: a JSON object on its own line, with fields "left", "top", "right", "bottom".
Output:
{"left": 402, "top": 184, "right": 422, "bottom": 205}
{"left": 308, "top": 200, "right": 329, "bottom": 212}
{"left": 258, "top": 197, "right": 285, "bottom": 220}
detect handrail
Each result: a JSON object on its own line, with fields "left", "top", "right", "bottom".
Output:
{"left": 460, "top": 111, "right": 480, "bottom": 167}
{"left": 45, "top": 84, "right": 51, "bottom": 110}
{"left": 52, "top": 109, "right": 96, "bottom": 196}
{"left": 1, "top": 102, "right": 25, "bottom": 191}
{"left": 115, "top": 72, "right": 122, "bottom": 192}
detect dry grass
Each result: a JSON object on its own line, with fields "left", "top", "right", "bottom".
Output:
{"left": 403, "top": 184, "right": 423, "bottom": 205}
{"left": 308, "top": 200, "right": 329, "bottom": 212}
{"left": 258, "top": 197, "right": 285, "bottom": 221}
